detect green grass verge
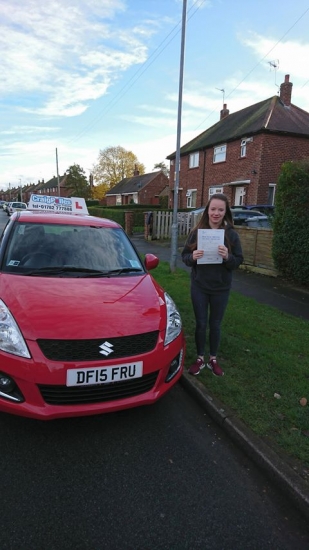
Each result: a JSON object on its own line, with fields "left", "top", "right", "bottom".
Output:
{"left": 151, "top": 260, "right": 309, "bottom": 471}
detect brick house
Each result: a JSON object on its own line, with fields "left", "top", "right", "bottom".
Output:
{"left": 31, "top": 175, "right": 69, "bottom": 200}
{"left": 1, "top": 175, "right": 69, "bottom": 204}
{"left": 105, "top": 168, "right": 169, "bottom": 206}
{"left": 166, "top": 75, "right": 309, "bottom": 208}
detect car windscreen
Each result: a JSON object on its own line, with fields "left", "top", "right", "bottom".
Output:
{"left": 2, "top": 222, "right": 144, "bottom": 277}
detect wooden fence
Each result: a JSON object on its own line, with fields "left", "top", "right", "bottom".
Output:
{"left": 149, "top": 211, "right": 197, "bottom": 239}
{"left": 145, "top": 210, "right": 277, "bottom": 276}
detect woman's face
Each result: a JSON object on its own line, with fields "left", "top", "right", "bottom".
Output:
{"left": 208, "top": 198, "right": 226, "bottom": 228}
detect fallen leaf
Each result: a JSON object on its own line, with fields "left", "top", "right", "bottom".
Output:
{"left": 300, "top": 397, "right": 307, "bottom": 407}
{"left": 301, "top": 430, "right": 309, "bottom": 437}
{"left": 274, "top": 393, "right": 281, "bottom": 399}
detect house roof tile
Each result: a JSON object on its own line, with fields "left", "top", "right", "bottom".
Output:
{"left": 39, "top": 175, "right": 67, "bottom": 190}
{"left": 167, "top": 96, "right": 309, "bottom": 158}
{"left": 106, "top": 171, "right": 162, "bottom": 195}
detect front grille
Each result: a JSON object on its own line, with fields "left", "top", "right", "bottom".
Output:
{"left": 37, "top": 331, "right": 159, "bottom": 361}
{"left": 38, "top": 371, "right": 159, "bottom": 405}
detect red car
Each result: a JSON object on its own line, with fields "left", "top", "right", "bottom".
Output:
{"left": 0, "top": 196, "right": 185, "bottom": 420}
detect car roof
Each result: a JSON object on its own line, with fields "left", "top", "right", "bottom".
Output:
{"left": 232, "top": 209, "right": 262, "bottom": 215}
{"left": 15, "top": 210, "right": 121, "bottom": 228}
{"left": 247, "top": 204, "right": 275, "bottom": 209}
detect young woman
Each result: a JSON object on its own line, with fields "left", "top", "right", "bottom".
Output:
{"left": 181, "top": 194, "right": 243, "bottom": 377}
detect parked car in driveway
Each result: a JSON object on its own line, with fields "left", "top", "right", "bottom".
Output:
{"left": 231, "top": 204, "right": 275, "bottom": 215}
{"left": 0, "top": 195, "right": 185, "bottom": 420}
{"left": 243, "top": 215, "right": 271, "bottom": 228}
{"left": 246, "top": 205, "right": 275, "bottom": 215}
{"left": 232, "top": 209, "right": 263, "bottom": 226}
{"left": 7, "top": 201, "right": 27, "bottom": 216}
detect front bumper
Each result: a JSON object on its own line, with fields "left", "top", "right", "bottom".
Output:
{"left": 0, "top": 333, "right": 185, "bottom": 420}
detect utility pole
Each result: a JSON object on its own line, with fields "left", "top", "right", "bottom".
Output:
{"left": 170, "top": 0, "right": 187, "bottom": 272}
{"left": 56, "top": 148, "right": 60, "bottom": 196}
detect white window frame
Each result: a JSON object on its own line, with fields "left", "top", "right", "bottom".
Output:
{"left": 116, "top": 194, "right": 121, "bottom": 205}
{"left": 189, "top": 152, "right": 199, "bottom": 169}
{"left": 209, "top": 186, "right": 223, "bottom": 198}
{"left": 213, "top": 145, "right": 226, "bottom": 163}
{"left": 268, "top": 184, "right": 276, "bottom": 205}
{"left": 186, "top": 189, "right": 197, "bottom": 208}
{"left": 240, "top": 139, "right": 247, "bottom": 158}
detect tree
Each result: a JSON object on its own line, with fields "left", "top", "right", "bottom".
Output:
{"left": 92, "top": 146, "right": 145, "bottom": 189}
{"left": 272, "top": 159, "right": 309, "bottom": 285}
{"left": 153, "top": 161, "right": 169, "bottom": 177}
{"left": 65, "top": 164, "right": 91, "bottom": 199}
{"left": 92, "top": 182, "right": 110, "bottom": 201}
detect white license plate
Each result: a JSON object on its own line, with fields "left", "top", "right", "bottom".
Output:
{"left": 66, "top": 361, "right": 143, "bottom": 387}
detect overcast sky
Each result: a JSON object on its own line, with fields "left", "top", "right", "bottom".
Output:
{"left": 1, "top": 0, "right": 309, "bottom": 190}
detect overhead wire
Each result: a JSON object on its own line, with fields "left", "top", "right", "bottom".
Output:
{"left": 195, "top": 6, "right": 309, "bottom": 131}
{"left": 69, "top": 0, "right": 207, "bottom": 144}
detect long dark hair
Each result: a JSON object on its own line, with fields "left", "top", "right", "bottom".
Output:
{"left": 188, "top": 193, "right": 234, "bottom": 251}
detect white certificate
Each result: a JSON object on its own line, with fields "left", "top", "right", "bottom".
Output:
{"left": 197, "top": 229, "right": 225, "bottom": 264}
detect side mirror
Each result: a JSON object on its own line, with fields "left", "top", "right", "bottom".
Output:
{"left": 144, "top": 253, "right": 159, "bottom": 271}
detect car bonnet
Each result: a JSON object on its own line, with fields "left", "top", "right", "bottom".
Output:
{"left": 0, "top": 273, "right": 166, "bottom": 340}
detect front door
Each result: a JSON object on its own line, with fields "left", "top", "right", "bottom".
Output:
{"left": 234, "top": 187, "right": 246, "bottom": 206}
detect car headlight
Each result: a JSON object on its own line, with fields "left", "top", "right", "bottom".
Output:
{"left": 0, "top": 299, "right": 31, "bottom": 358}
{"left": 164, "top": 292, "right": 182, "bottom": 346}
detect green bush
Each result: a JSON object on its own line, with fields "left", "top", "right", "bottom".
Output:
{"left": 88, "top": 207, "right": 125, "bottom": 227}
{"left": 272, "top": 160, "right": 309, "bottom": 285}
{"left": 86, "top": 199, "right": 100, "bottom": 207}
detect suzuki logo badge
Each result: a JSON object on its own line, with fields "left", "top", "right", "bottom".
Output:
{"left": 99, "top": 341, "right": 114, "bottom": 356}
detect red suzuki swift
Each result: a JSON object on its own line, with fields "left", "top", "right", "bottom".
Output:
{"left": 0, "top": 196, "right": 185, "bottom": 420}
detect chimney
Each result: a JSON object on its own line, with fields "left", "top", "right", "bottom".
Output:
{"left": 220, "top": 103, "right": 229, "bottom": 120}
{"left": 280, "top": 74, "right": 293, "bottom": 106}
{"left": 133, "top": 164, "right": 139, "bottom": 176}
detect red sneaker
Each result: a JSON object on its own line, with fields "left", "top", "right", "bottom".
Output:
{"left": 188, "top": 357, "right": 205, "bottom": 376}
{"left": 207, "top": 358, "right": 224, "bottom": 377}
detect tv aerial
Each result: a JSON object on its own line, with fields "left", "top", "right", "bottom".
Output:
{"left": 267, "top": 60, "right": 279, "bottom": 89}
{"left": 215, "top": 87, "right": 225, "bottom": 105}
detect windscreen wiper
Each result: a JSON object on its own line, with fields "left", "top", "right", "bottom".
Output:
{"left": 24, "top": 266, "right": 110, "bottom": 277}
{"left": 23, "top": 266, "right": 144, "bottom": 277}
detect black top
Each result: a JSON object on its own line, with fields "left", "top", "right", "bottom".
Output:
{"left": 181, "top": 226, "right": 243, "bottom": 294}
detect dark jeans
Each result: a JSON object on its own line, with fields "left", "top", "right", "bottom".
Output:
{"left": 191, "top": 283, "right": 230, "bottom": 357}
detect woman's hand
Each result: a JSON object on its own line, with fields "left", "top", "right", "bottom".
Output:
{"left": 192, "top": 249, "right": 204, "bottom": 261}
{"left": 218, "top": 245, "right": 229, "bottom": 260}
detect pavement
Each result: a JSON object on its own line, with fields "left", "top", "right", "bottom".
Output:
{"left": 130, "top": 234, "right": 309, "bottom": 522}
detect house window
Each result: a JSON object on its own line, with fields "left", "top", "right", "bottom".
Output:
{"left": 240, "top": 139, "right": 247, "bottom": 157}
{"left": 186, "top": 189, "right": 197, "bottom": 208}
{"left": 116, "top": 194, "right": 121, "bottom": 205}
{"left": 189, "top": 152, "right": 199, "bottom": 168}
{"left": 209, "top": 186, "right": 223, "bottom": 198}
{"left": 213, "top": 145, "right": 226, "bottom": 163}
{"left": 268, "top": 184, "right": 276, "bottom": 205}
